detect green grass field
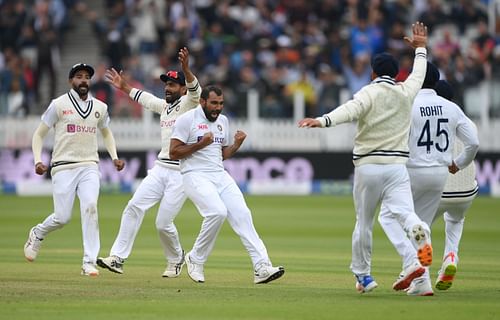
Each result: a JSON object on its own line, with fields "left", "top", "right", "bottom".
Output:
{"left": 0, "top": 194, "right": 499, "bottom": 320}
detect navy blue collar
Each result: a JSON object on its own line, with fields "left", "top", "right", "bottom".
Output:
{"left": 372, "top": 76, "right": 396, "bottom": 85}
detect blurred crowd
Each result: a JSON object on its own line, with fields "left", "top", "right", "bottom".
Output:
{"left": 1, "top": 0, "right": 500, "bottom": 119}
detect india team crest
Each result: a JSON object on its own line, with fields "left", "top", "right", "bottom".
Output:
{"left": 95, "top": 111, "right": 100, "bottom": 118}
{"left": 217, "top": 124, "right": 222, "bottom": 131}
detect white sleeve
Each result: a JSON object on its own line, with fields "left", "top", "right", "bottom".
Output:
{"left": 402, "top": 47, "right": 427, "bottom": 101}
{"left": 316, "top": 87, "right": 371, "bottom": 127}
{"left": 98, "top": 109, "right": 111, "bottom": 129}
{"left": 454, "top": 114, "right": 479, "bottom": 169}
{"left": 40, "top": 101, "right": 59, "bottom": 127}
{"left": 129, "top": 88, "right": 165, "bottom": 114}
{"left": 171, "top": 113, "right": 191, "bottom": 143}
{"left": 223, "top": 116, "right": 230, "bottom": 147}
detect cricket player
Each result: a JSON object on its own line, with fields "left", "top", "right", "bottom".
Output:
{"left": 24, "top": 63, "right": 125, "bottom": 276}
{"left": 97, "top": 47, "right": 202, "bottom": 277}
{"left": 432, "top": 80, "right": 478, "bottom": 291}
{"left": 169, "top": 85, "right": 285, "bottom": 284}
{"left": 379, "top": 66, "right": 479, "bottom": 296}
{"left": 298, "top": 22, "right": 432, "bottom": 294}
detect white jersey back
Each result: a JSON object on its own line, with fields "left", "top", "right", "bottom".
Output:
{"left": 441, "top": 140, "right": 478, "bottom": 203}
{"left": 407, "top": 89, "right": 477, "bottom": 168}
{"left": 171, "top": 106, "right": 230, "bottom": 174}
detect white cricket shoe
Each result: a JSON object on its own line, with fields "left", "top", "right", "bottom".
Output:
{"left": 392, "top": 260, "right": 425, "bottom": 291}
{"left": 24, "top": 227, "right": 43, "bottom": 262}
{"left": 411, "top": 224, "right": 433, "bottom": 266}
{"left": 406, "top": 277, "right": 434, "bottom": 296}
{"left": 185, "top": 252, "right": 204, "bottom": 283}
{"left": 81, "top": 263, "right": 100, "bottom": 277}
{"left": 97, "top": 255, "right": 124, "bottom": 274}
{"left": 435, "top": 252, "right": 458, "bottom": 290}
{"left": 162, "top": 250, "right": 185, "bottom": 278}
{"left": 254, "top": 262, "right": 285, "bottom": 284}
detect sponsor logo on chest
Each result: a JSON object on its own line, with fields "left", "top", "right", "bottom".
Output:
{"left": 67, "top": 124, "right": 96, "bottom": 134}
{"left": 161, "top": 119, "right": 176, "bottom": 128}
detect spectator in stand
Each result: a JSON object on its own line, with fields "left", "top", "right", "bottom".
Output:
{"left": 91, "top": 62, "right": 114, "bottom": 113}
{"left": 343, "top": 54, "right": 372, "bottom": 96}
{"left": 418, "top": 0, "right": 448, "bottom": 34}
{"left": 451, "top": 0, "right": 488, "bottom": 35}
{"left": 33, "top": 7, "right": 59, "bottom": 106}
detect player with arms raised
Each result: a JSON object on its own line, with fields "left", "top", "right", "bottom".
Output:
{"left": 97, "top": 47, "right": 202, "bottom": 277}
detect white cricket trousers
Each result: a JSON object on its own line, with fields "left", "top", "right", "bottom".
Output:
{"left": 435, "top": 199, "right": 472, "bottom": 263}
{"left": 110, "top": 164, "right": 185, "bottom": 263}
{"left": 379, "top": 166, "right": 448, "bottom": 270}
{"left": 183, "top": 170, "right": 271, "bottom": 268}
{"left": 351, "top": 164, "right": 424, "bottom": 276}
{"left": 35, "top": 165, "right": 100, "bottom": 265}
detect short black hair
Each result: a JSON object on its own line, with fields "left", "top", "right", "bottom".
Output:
{"left": 371, "top": 53, "right": 399, "bottom": 78}
{"left": 435, "top": 80, "right": 454, "bottom": 100}
{"left": 422, "top": 62, "right": 440, "bottom": 88}
{"left": 201, "top": 85, "right": 223, "bottom": 100}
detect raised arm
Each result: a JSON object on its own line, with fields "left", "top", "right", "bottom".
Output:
{"left": 402, "top": 21, "right": 429, "bottom": 99}
{"left": 105, "top": 68, "right": 133, "bottom": 95}
{"left": 222, "top": 130, "right": 246, "bottom": 160}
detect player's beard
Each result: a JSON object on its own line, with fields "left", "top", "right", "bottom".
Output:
{"left": 202, "top": 106, "right": 221, "bottom": 122}
{"left": 165, "top": 90, "right": 181, "bottom": 104}
{"left": 73, "top": 84, "right": 89, "bottom": 98}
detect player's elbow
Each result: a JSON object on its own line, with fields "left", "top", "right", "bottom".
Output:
{"left": 169, "top": 149, "right": 180, "bottom": 160}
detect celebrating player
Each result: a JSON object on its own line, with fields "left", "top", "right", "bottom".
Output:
{"left": 169, "top": 85, "right": 285, "bottom": 284}
{"left": 434, "top": 80, "right": 480, "bottom": 291}
{"left": 298, "top": 22, "right": 432, "bottom": 293}
{"left": 378, "top": 64, "right": 479, "bottom": 296}
{"left": 24, "top": 63, "right": 125, "bottom": 276}
{"left": 97, "top": 47, "right": 201, "bottom": 277}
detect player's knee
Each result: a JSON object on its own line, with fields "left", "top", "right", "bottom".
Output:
{"left": 155, "top": 217, "right": 175, "bottom": 232}
{"left": 124, "top": 203, "right": 143, "bottom": 218}
{"left": 208, "top": 208, "right": 227, "bottom": 221}
{"left": 54, "top": 213, "right": 72, "bottom": 226}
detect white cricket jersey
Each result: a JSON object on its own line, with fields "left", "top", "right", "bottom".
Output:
{"left": 317, "top": 47, "right": 428, "bottom": 166}
{"left": 171, "top": 105, "right": 230, "bottom": 174}
{"left": 407, "top": 89, "right": 479, "bottom": 169}
{"left": 441, "top": 140, "right": 478, "bottom": 203}
{"left": 42, "top": 89, "right": 109, "bottom": 172}
{"left": 129, "top": 77, "right": 201, "bottom": 169}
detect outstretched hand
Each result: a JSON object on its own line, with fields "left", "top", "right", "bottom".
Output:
{"left": 105, "top": 68, "right": 131, "bottom": 93}
{"left": 178, "top": 47, "right": 190, "bottom": 72}
{"left": 403, "top": 21, "right": 428, "bottom": 49}
{"left": 298, "top": 118, "right": 321, "bottom": 128}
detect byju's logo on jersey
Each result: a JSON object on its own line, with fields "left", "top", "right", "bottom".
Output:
{"left": 67, "top": 124, "right": 96, "bottom": 134}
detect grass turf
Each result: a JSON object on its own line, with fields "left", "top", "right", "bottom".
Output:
{"left": 0, "top": 194, "right": 499, "bottom": 320}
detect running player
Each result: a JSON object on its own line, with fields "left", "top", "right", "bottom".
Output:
{"left": 170, "top": 85, "right": 285, "bottom": 284}
{"left": 97, "top": 47, "right": 201, "bottom": 277}
{"left": 433, "top": 80, "right": 479, "bottom": 291}
{"left": 24, "top": 63, "right": 125, "bottom": 276}
{"left": 379, "top": 66, "right": 479, "bottom": 296}
{"left": 298, "top": 22, "right": 432, "bottom": 294}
